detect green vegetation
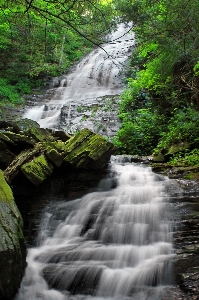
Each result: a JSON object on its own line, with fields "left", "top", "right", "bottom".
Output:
{"left": 0, "top": 0, "right": 113, "bottom": 107}
{"left": 112, "top": 0, "right": 199, "bottom": 166}
{"left": 169, "top": 149, "right": 199, "bottom": 167}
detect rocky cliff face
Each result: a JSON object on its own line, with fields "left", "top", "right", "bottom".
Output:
{"left": 0, "top": 170, "right": 26, "bottom": 300}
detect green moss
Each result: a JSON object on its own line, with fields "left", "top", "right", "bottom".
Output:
{"left": 152, "top": 153, "right": 165, "bottom": 162}
{"left": 167, "top": 142, "right": 190, "bottom": 155}
{"left": 184, "top": 172, "right": 199, "bottom": 180}
{"left": 64, "top": 128, "right": 93, "bottom": 154}
{"left": 64, "top": 129, "right": 114, "bottom": 168}
{"left": 43, "top": 140, "right": 67, "bottom": 153}
{"left": 46, "top": 146, "right": 64, "bottom": 167}
{"left": 0, "top": 170, "right": 14, "bottom": 204}
{"left": 2, "top": 131, "right": 35, "bottom": 145}
{"left": 87, "top": 134, "right": 113, "bottom": 160}
{"left": 26, "top": 127, "right": 55, "bottom": 142}
{"left": 0, "top": 172, "right": 26, "bottom": 299}
{"left": 21, "top": 154, "right": 53, "bottom": 185}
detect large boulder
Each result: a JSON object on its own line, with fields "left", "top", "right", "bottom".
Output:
{"left": 21, "top": 154, "right": 54, "bottom": 185}
{"left": 13, "top": 118, "right": 55, "bottom": 143}
{"left": 63, "top": 128, "right": 116, "bottom": 169}
{"left": 0, "top": 170, "right": 26, "bottom": 300}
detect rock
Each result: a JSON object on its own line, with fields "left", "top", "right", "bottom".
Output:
{"left": 26, "top": 127, "right": 55, "bottom": 143}
{"left": 4, "top": 146, "right": 42, "bottom": 183}
{"left": 13, "top": 118, "right": 55, "bottom": 143}
{"left": 21, "top": 154, "right": 54, "bottom": 185}
{"left": 0, "top": 120, "right": 13, "bottom": 129}
{"left": 151, "top": 153, "right": 165, "bottom": 162}
{"left": 166, "top": 142, "right": 190, "bottom": 156}
{"left": 0, "top": 131, "right": 15, "bottom": 144}
{"left": 45, "top": 145, "right": 64, "bottom": 167}
{"left": 0, "top": 137, "right": 16, "bottom": 168}
{"left": 13, "top": 118, "right": 40, "bottom": 133}
{"left": 0, "top": 170, "right": 26, "bottom": 300}
{"left": 64, "top": 128, "right": 116, "bottom": 169}
{"left": 1, "top": 131, "right": 35, "bottom": 145}
{"left": 52, "top": 130, "right": 71, "bottom": 142}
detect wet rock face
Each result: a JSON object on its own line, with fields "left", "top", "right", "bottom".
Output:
{"left": 171, "top": 179, "right": 199, "bottom": 298}
{"left": 0, "top": 170, "right": 26, "bottom": 300}
{"left": 60, "top": 95, "right": 121, "bottom": 139}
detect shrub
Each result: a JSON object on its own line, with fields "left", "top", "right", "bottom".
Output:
{"left": 114, "top": 108, "right": 165, "bottom": 155}
{"left": 156, "top": 107, "right": 199, "bottom": 151}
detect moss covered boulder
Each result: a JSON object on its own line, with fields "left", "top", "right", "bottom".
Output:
{"left": 0, "top": 170, "right": 26, "bottom": 300}
{"left": 21, "top": 154, "right": 54, "bottom": 185}
{"left": 63, "top": 128, "right": 116, "bottom": 169}
{"left": 13, "top": 118, "right": 55, "bottom": 143}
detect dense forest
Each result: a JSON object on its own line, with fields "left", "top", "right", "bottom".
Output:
{"left": 1, "top": 0, "right": 199, "bottom": 167}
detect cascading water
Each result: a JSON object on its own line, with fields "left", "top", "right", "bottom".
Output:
{"left": 16, "top": 157, "right": 175, "bottom": 300}
{"left": 23, "top": 23, "right": 135, "bottom": 129}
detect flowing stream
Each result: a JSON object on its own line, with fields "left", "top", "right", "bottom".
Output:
{"left": 23, "top": 23, "right": 135, "bottom": 129}
{"left": 16, "top": 157, "right": 175, "bottom": 300}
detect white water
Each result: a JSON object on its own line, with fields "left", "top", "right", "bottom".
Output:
{"left": 23, "top": 23, "right": 135, "bottom": 128}
{"left": 16, "top": 157, "right": 175, "bottom": 300}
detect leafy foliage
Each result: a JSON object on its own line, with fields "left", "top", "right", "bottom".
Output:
{"left": 114, "top": 108, "right": 166, "bottom": 155}
{"left": 169, "top": 149, "right": 199, "bottom": 167}
{"left": 112, "top": 0, "right": 199, "bottom": 162}
{"left": 0, "top": 78, "right": 22, "bottom": 104}
{"left": 155, "top": 108, "right": 199, "bottom": 151}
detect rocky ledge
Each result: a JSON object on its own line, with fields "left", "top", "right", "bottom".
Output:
{"left": 0, "top": 118, "right": 116, "bottom": 300}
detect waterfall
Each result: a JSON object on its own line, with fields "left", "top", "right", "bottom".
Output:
{"left": 23, "top": 23, "right": 135, "bottom": 129}
{"left": 15, "top": 157, "right": 175, "bottom": 300}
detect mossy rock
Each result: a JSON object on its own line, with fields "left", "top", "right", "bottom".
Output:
{"left": 64, "top": 128, "right": 116, "bottom": 169}
{"left": 166, "top": 142, "right": 190, "bottom": 155}
{"left": 0, "top": 120, "right": 13, "bottom": 129}
{"left": 184, "top": 172, "right": 199, "bottom": 180}
{"left": 151, "top": 153, "right": 165, "bottom": 162}
{"left": 0, "top": 170, "right": 26, "bottom": 299}
{"left": 45, "top": 146, "right": 64, "bottom": 167}
{"left": 13, "top": 118, "right": 40, "bottom": 133}
{"left": 0, "top": 131, "right": 15, "bottom": 145}
{"left": 2, "top": 131, "right": 35, "bottom": 145}
{"left": 21, "top": 154, "right": 54, "bottom": 185}
{"left": 26, "top": 127, "right": 55, "bottom": 143}
{"left": 52, "top": 130, "right": 71, "bottom": 142}
{"left": 4, "top": 146, "right": 42, "bottom": 183}
{"left": 13, "top": 118, "right": 55, "bottom": 143}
